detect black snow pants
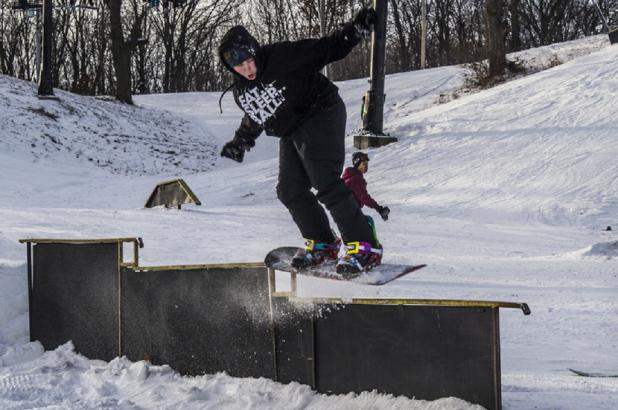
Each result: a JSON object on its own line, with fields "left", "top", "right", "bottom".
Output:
{"left": 276, "top": 97, "right": 377, "bottom": 247}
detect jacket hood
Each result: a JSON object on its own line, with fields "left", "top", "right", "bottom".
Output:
{"left": 342, "top": 166, "right": 362, "bottom": 181}
{"left": 218, "top": 25, "right": 262, "bottom": 77}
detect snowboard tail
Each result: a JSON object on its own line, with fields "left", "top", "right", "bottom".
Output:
{"left": 264, "top": 246, "right": 426, "bottom": 286}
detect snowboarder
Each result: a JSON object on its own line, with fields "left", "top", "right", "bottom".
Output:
{"left": 218, "top": 6, "right": 383, "bottom": 275}
{"left": 341, "top": 151, "right": 390, "bottom": 247}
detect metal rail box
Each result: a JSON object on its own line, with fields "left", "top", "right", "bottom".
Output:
{"left": 21, "top": 238, "right": 529, "bottom": 410}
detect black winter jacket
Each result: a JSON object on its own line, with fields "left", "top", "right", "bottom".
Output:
{"left": 218, "top": 24, "right": 361, "bottom": 146}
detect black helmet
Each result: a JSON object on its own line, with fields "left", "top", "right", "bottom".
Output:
{"left": 352, "top": 151, "right": 369, "bottom": 168}
{"left": 222, "top": 44, "right": 254, "bottom": 67}
{"left": 218, "top": 26, "right": 260, "bottom": 71}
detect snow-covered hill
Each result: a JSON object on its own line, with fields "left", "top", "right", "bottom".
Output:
{"left": 0, "top": 76, "right": 218, "bottom": 176}
{"left": 1, "top": 35, "right": 617, "bottom": 409}
{"left": 378, "top": 44, "right": 618, "bottom": 229}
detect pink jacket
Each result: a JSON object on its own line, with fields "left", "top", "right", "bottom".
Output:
{"left": 341, "top": 167, "right": 380, "bottom": 210}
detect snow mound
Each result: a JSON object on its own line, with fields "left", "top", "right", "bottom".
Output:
{"left": 0, "top": 262, "right": 28, "bottom": 352}
{"left": 556, "top": 240, "right": 618, "bottom": 260}
{"left": 0, "top": 342, "right": 44, "bottom": 368}
{"left": 0, "top": 75, "right": 218, "bottom": 176}
{"left": 0, "top": 342, "right": 485, "bottom": 410}
{"left": 579, "top": 241, "right": 618, "bottom": 259}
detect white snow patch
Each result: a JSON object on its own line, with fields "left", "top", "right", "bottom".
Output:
{"left": 575, "top": 241, "right": 618, "bottom": 259}
{"left": 0, "top": 342, "right": 44, "bottom": 368}
{"left": 0, "top": 342, "right": 484, "bottom": 410}
{"left": 0, "top": 263, "right": 29, "bottom": 354}
{"left": 0, "top": 75, "right": 218, "bottom": 176}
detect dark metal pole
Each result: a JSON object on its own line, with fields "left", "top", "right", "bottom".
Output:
{"left": 38, "top": 0, "right": 55, "bottom": 98}
{"left": 353, "top": 0, "right": 397, "bottom": 149}
{"left": 26, "top": 242, "right": 34, "bottom": 342}
{"left": 362, "top": 0, "right": 387, "bottom": 135}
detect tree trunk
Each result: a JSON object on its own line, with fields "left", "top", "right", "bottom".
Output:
{"left": 106, "top": 0, "right": 133, "bottom": 104}
{"left": 162, "top": 12, "right": 174, "bottom": 93}
{"left": 390, "top": 0, "right": 410, "bottom": 71}
{"left": 137, "top": 15, "right": 149, "bottom": 94}
{"left": 38, "top": 0, "right": 54, "bottom": 96}
{"left": 485, "top": 0, "right": 506, "bottom": 77}
{"left": 93, "top": 10, "right": 109, "bottom": 95}
{"left": 435, "top": 0, "right": 452, "bottom": 65}
{"left": 510, "top": 0, "right": 521, "bottom": 51}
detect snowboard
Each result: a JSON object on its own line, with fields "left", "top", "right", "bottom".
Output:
{"left": 568, "top": 368, "right": 618, "bottom": 378}
{"left": 264, "top": 246, "right": 426, "bottom": 286}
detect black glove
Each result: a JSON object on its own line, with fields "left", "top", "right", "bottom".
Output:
{"left": 377, "top": 205, "right": 390, "bottom": 221}
{"left": 220, "top": 135, "right": 254, "bottom": 163}
{"left": 220, "top": 140, "right": 246, "bottom": 163}
{"left": 353, "top": 7, "right": 377, "bottom": 39}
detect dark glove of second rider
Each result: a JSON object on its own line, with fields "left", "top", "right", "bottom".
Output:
{"left": 377, "top": 205, "right": 390, "bottom": 221}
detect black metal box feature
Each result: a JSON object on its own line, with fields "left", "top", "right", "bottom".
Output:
{"left": 29, "top": 242, "right": 120, "bottom": 361}
{"left": 22, "top": 238, "right": 529, "bottom": 410}
{"left": 272, "top": 298, "right": 502, "bottom": 410}
{"left": 121, "top": 265, "right": 275, "bottom": 378}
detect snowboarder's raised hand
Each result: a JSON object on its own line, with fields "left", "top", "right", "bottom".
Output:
{"left": 353, "top": 7, "right": 377, "bottom": 39}
{"left": 378, "top": 206, "right": 390, "bottom": 221}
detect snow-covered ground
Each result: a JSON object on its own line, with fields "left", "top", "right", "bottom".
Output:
{"left": 0, "top": 76, "right": 218, "bottom": 176}
{"left": 1, "top": 35, "right": 617, "bottom": 409}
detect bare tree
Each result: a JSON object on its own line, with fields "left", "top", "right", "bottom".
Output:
{"left": 102, "top": 0, "right": 147, "bottom": 103}
{"left": 105, "top": 0, "right": 132, "bottom": 102}
{"left": 485, "top": 0, "right": 506, "bottom": 77}
{"left": 433, "top": 0, "right": 453, "bottom": 64}
{"left": 509, "top": 0, "right": 522, "bottom": 50}
{"left": 1, "top": 8, "right": 29, "bottom": 77}
{"left": 3, "top": 0, "right": 617, "bottom": 95}
{"left": 390, "top": 0, "right": 414, "bottom": 70}
{"left": 150, "top": 0, "right": 239, "bottom": 93}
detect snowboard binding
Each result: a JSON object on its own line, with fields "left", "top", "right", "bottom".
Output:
{"left": 291, "top": 238, "right": 340, "bottom": 269}
{"left": 336, "top": 241, "right": 383, "bottom": 279}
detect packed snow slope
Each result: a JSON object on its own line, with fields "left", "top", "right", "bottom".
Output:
{"left": 0, "top": 77, "right": 218, "bottom": 176}
{"left": 1, "top": 35, "right": 617, "bottom": 409}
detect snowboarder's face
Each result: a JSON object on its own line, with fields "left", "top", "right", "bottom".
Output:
{"left": 358, "top": 160, "right": 368, "bottom": 173}
{"left": 233, "top": 58, "right": 257, "bottom": 80}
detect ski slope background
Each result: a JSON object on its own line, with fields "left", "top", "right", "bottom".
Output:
{"left": 1, "top": 35, "right": 617, "bottom": 409}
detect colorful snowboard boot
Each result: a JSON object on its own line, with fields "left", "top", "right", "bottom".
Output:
{"left": 336, "top": 241, "right": 383, "bottom": 279}
{"left": 291, "top": 238, "right": 341, "bottom": 269}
